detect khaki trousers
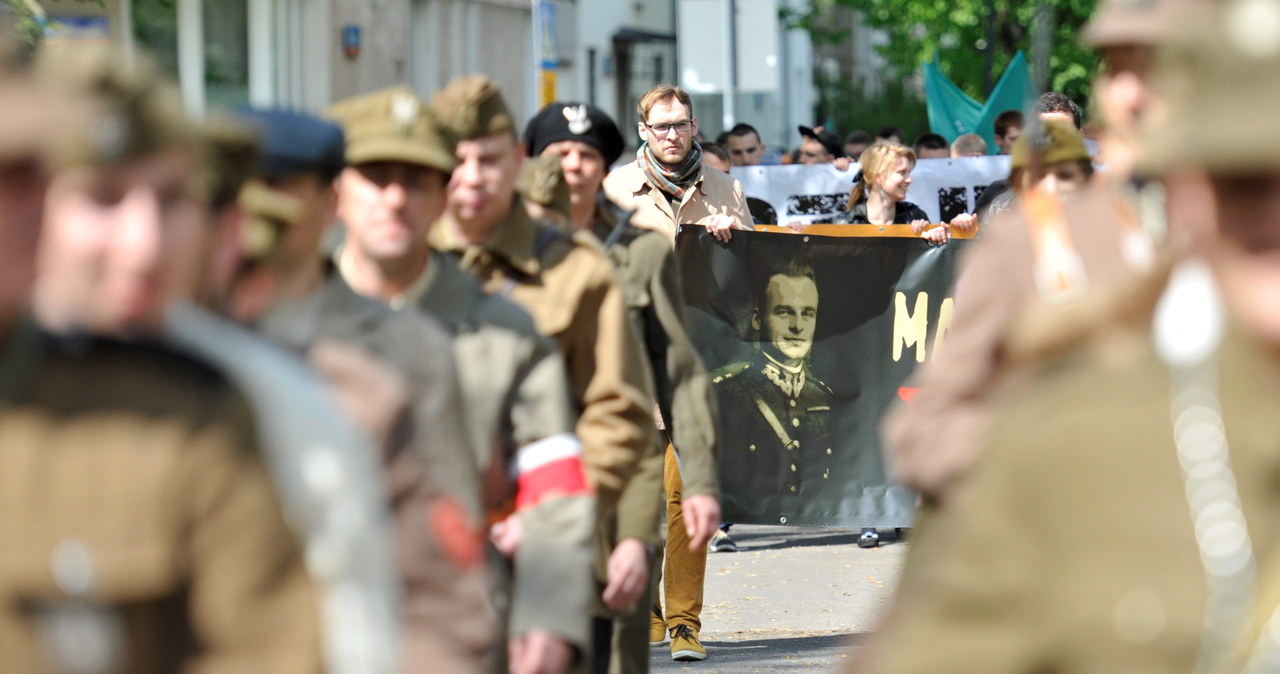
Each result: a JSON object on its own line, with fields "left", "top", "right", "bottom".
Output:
{"left": 651, "top": 444, "right": 706, "bottom": 632}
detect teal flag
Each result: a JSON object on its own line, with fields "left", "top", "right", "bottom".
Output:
{"left": 925, "top": 51, "right": 1037, "bottom": 153}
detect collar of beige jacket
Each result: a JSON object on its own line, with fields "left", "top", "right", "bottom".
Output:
{"left": 430, "top": 198, "right": 542, "bottom": 277}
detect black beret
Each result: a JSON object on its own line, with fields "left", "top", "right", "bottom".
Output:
{"left": 523, "top": 102, "right": 624, "bottom": 167}
{"left": 236, "top": 107, "right": 346, "bottom": 178}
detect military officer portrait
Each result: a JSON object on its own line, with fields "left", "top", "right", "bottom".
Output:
{"left": 712, "top": 258, "right": 833, "bottom": 518}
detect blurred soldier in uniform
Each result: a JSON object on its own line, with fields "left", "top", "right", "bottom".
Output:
{"left": 325, "top": 86, "right": 594, "bottom": 674}
{"left": 711, "top": 261, "right": 832, "bottom": 516}
{"left": 849, "top": 5, "right": 1280, "bottom": 673}
{"left": 523, "top": 102, "right": 721, "bottom": 669}
{"left": 27, "top": 45, "right": 400, "bottom": 672}
{"left": 205, "top": 107, "right": 497, "bottom": 674}
{"left": 429, "top": 76, "right": 659, "bottom": 673}
{"left": 878, "top": 0, "right": 1215, "bottom": 505}
{"left": 0, "top": 39, "right": 332, "bottom": 673}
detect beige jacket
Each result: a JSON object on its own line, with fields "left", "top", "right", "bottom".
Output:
{"left": 603, "top": 161, "right": 752, "bottom": 243}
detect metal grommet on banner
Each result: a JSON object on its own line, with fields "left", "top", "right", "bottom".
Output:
{"left": 779, "top": 517, "right": 787, "bottom": 524}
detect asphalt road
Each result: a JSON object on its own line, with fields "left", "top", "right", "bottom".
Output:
{"left": 650, "top": 525, "right": 908, "bottom": 673}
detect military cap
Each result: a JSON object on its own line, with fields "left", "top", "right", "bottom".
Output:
{"left": 0, "top": 74, "right": 79, "bottom": 164}
{"left": 201, "top": 114, "right": 262, "bottom": 211}
{"left": 237, "top": 107, "right": 345, "bottom": 179}
{"left": 798, "top": 126, "right": 846, "bottom": 158}
{"left": 326, "top": 85, "right": 456, "bottom": 172}
{"left": 238, "top": 179, "right": 303, "bottom": 264}
{"left": 35, "top": 44, "right": 197, "bottom": 169}
{"left": 1083, "top": 0, "right": 1207, "bottom": 48}
{"left": 523, "top": 102, "right": 625, "bottom": 166}
{"left": 0, "top": 5, "right": 29, "bottom": 72}
{"left": 1140, "top": 0, "right": 1280, "bottom": 174}
{"left": 432, "top": 74, "right": 518, "bottom": 140}
{"left": 1011, "top": 119, "right": 1090, "bottom": 170}
{"left": 517, "top": 154, "right": 571, "bottom": 219}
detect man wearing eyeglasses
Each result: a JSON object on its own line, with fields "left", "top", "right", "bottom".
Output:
{"left": 604, "top": 85, "right": 752, "bottom": 243}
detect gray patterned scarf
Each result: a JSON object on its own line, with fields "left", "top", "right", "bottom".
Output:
{"left": 637, "top": 140, "right": 703, "bottom": 202}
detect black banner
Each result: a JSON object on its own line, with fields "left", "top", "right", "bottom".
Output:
{"left": 677, "top": 227, "right": 968, "bottom": 528}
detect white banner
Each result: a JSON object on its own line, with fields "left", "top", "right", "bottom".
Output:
{"left": 730, "top": 156, "right": 1012, "bottom": 225}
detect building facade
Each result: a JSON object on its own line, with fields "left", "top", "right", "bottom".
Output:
{"left": 39, "top": 0, "right": 820, "bottom": 157}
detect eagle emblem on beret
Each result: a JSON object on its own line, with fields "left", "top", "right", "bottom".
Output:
{"left": 563, "top": 104, "right": 592, "bottom": 135}
{"left": 392, "top": 91, "right": 419, "bottom": 136}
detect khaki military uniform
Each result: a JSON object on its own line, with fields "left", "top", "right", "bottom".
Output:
{"left": 849, "top": 316, "right": 1280, "bottom": 673}
{"left": 396, "top": 249, "right": 595, "bottom": 654}
{"left": 256, "top": 273, "right": 493, "bottom": 674}
{"left": 0, "top": 320, "right": 323, "bottom": 673}
{"left": 166, "top": 304, "right": 402, "bottom": 674}
{"left": 431, "top": 200, "right": 659, "bottom": 673}
{"left": 430, "top": 201, "right": 657, "bottom": 522}
{"left": 327, "top": 80, "right": 597, "bottom": 670}
{"left": 881, "top": 186, "right": 1155, "bottom": 502}
{"left": 602, "top": 162, "right": 752, "bottom": 242}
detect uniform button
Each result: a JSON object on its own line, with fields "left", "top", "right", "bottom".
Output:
{"left": 826, "top": 448, "right": 832, "bottom": 455}
{"left": 748, "top": 444, "right": 756, "bottom": 452}
{"left": 51, "top": 538, "right": 95, "bottom": 596}
{"left": 823, "top": 469, "right": 830, "bottom": 479}
{"left": 789, "top": 486, "right": 797, "bottom": 493}
{"left": 790, "top": 464, "right": 797, "bottom": 472}
{"left": 1112, "top": 588, "right": 1168, "bottom": 644}
{"left": 303, "top": 448, "right": 343, "bottom": 496}
{"left": 789, "top": 399, "right": 797, "bottom": 407}
{"left": 791, "top": 418, "right": 800, "bottom": 428}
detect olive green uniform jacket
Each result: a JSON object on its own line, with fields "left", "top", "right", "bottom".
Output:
{"left": 0, "top": 321, "right": 322, "bottom": 673}
{"left": 592, "top": 211, "right": 718, "bottom": 498}
{"left": 402, "top": 250, "right": 594, "bottom": 651}
{"left": 257, "top": 274, "right": 493, "bottom": 674}
{"left": 850, "top": 325, "right": 1280, "bottom": 674}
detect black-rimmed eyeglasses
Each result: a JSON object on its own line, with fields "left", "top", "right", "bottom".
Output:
{"left": 644, "top": 120, "right": 694, "bottom": 136}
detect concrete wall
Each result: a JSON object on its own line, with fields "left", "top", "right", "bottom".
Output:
{"left": 330, "top": 0, "right": 412, "bottom": 100}
{"left": 569, "top": 0, "right": 673, "bottom": 124}
{"left": 409, "top": 0, "right": 532, "bottom": 126}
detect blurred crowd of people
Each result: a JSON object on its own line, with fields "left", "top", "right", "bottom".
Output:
{"left": 0, "top": 8, "right": 739, "bottom": 672}
{"left": 9, "top": 0, "right": 1280, "bottom": 671}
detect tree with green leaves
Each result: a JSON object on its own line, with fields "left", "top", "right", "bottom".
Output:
{"left": 5, "top": 0, "right": 45, "bottom": 62}
{"left": 787, "top": 0, "right": 1101, "bottom": 141}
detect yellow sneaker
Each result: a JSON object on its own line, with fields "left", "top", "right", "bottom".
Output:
{"left": 670, "top": 624, "right": 706, "bottom": 661}
{"left": 650, "top": 611, "right": 668, "bottom": 645}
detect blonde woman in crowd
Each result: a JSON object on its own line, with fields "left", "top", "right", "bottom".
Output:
{"left": 834, "top": 141, "right": 948, "bottom": 243}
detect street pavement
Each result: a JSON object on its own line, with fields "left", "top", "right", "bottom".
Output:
{"left": 651, "top": 525, "right": 908, "bottom": 673}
